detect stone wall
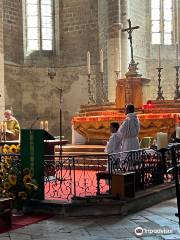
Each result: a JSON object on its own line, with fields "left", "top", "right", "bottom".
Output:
{"left": 0, "top": 0, "right": 4, "bottom": 119}
{"left": 4, "top": 64, "right": 88, "bottom": 139}
{"left": 98, "top": 0, "right": 122, "bottom": 101}
{"left": 146, "top": 46, "right": 178, "bottom": 100}
{"left": 3, "top": 0, "right": 99, "bottom": 140}
{"left": 143, "top": 0, "right": 179, "bottom": 101}
{"left": 62, "top": 0, "right": 98, "bottom": 66}
{"left": 3, "top": 0, "right": 23, "bottom": 63}
{"left": 128, "top": 0, "right": 147, "bottom": 77}
{"left": 126, "top": 0, "right": 179, "bottom": 102}
{"left": 98, "top": 0, "right": 108, "bottom": 91}
{"left": 1, "top": 0, "right": 180, "bottom": 140}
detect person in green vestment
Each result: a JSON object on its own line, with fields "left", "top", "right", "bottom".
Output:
{"left": 3, "top": 109, "right": 20, "bottom": 140}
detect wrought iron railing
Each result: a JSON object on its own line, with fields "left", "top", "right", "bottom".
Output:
{"left": 170, "top": 143, "right": 180, "bottom": 226}
{"left": 44, "top": 147, "right": 178, "bottom": 202}
{"left": 1, "top": 144, "right": 179, "bottom": 204}
{"left": 44, "top": 154, "right": 108, "bottom": 202}
{"left": 108, "top": 148, "right": 176, "bottom": 190}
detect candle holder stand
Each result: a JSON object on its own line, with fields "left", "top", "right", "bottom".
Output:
{"left": 87, "top": 74, "right": 95, "bottom": 104}
{"left": 156, "top": 67, "right": 164, "bottom": 100}
{"left": 174, "top": 65, "right": 180, "bottom": 99}
{"left": 97, "top": 72, "right": 108, "bottom": 104}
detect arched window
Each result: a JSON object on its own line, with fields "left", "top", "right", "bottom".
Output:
{"left": 25, "top": 0, "right": 54, "bottom": 52}
{"left": 151, "top": 0, "right": 174, "bottom": 45}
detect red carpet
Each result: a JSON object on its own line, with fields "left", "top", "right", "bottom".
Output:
{"left": 0, "top": 213, "right": 53, "bottom": 234}
{"left": 45, "top": 169, "right": 109, "bottom": 201}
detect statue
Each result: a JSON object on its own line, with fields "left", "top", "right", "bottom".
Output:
{"left": 122, "top": 19, "right": 142, "bottom": 77}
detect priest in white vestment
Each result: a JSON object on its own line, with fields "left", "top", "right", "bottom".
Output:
{"left": 118, "top": 104, "right": 140, "bottom": 152}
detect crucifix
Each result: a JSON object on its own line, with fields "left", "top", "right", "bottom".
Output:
{"left": 122, "top": 19, "right": 139, "bottom": 65}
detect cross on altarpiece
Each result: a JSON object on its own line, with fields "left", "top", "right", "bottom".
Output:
{"left": 122, "top": 19, "right": 139, "bottom": 65}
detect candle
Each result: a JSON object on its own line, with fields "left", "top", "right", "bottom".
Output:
{"left": 176, "top": 127, "right": 180, "bottom": 139}
{"left": 158, "top": 45, "right": 161, "bottom": 67}
{"left": 100, "top": 49, "right": 103, "bottom": 73}
{"left": 115, "top": 48, "right": 120, "bottom": 72}
{"left": 3, "top": 122, "right": 7, "bottom": 132}
{"left": 157, "top": 132, "right": 168, "bottom": 150}
{"left": 176, "top": 42, "right": 179, "bottom": 65}
{"left": 44, "top": 120, "right": 49, "bottom": 131}
{"left": 0, "top": 122, "right": 2, "bottom": 132}
{"left": 87, "top": 51, "right": 90, "bottom": 74}
{"left": 40, "top": 121, "right": 44, "bottom": 129}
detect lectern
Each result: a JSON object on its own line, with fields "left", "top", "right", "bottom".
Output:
{"left": 20, "top": 129, "right": 54, "bottom": 200}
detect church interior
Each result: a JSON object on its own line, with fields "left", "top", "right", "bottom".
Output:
{"left": 1, "top": 0, "right": 180, "bottom": 238}
{"left": 0, "top": 0, "right": 180, "bottom": 141}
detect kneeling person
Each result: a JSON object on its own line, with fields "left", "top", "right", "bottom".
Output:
{"left": 105, "top": 122, "right": 121, "bottom": 154}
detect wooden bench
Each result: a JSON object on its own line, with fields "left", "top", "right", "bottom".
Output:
{"left": 0, "top": 198, "right": 12, "bottom": 230}
{"left": 96, "top": 171, "right": 135, "bottom": 199}
{"left": 96, "top": 148, "right": 164, "bottom": 195}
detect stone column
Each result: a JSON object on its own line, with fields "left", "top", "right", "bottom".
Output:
{"left": 121, "top": 0, "right": 129, "bottom": 78}
{"left": 107, "top": 23, "right": 122, "bottom": 102}
{"left": 107, "top": 0, "right": 122, "bottom": 102}
{"left": 0, "top": 0, "right": 5, "bottom": 119}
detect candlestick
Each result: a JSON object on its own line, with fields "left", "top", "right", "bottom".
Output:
{"left": 97, "top": 72, "right": 108, "bottom": 103}
{"left": 87, "top": 51, "right": 90, "bottom": 75}
{"left": 158, "top": 45, "right": 161, "bottom": 68}
{"left": 87, "top": 73, "right": 95, "bottom": 104}
{"left": 157, "top": 132, "right": 168, "bottom": 150}
{"left": 44, "top": 120, "right": 49, "bottom": 132}
{"left": 40, "top": 121, "right": 44, "bottom": 129}
{"left": 176, "top": 127, "right": 180, "bottom": 139}
{"left": 174, "top": 65, "right": 180, "bottom": 99}
{"left": 176, "top": 42, "right": 179, "bottom": 65}
{"left": 100, "top": 49, "right": 103, "bottom": 73}
{"left": 156, "top": 67, "right": 164, "bottom": 100}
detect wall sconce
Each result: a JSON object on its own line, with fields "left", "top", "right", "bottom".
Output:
{"left": 48, "top": 54, "right": 56, "bottom": 80}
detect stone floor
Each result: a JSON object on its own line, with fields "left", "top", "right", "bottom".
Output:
{"left": 1, "top": 198, "right": 180, "bottom": 240}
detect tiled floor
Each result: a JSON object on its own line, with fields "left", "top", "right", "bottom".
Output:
{"left": 1, "top": 198, "right": 180, "bottom": 240}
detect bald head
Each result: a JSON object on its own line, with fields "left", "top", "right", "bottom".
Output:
{"left": 4, "top": 109, "right": 13, "bottom": 120}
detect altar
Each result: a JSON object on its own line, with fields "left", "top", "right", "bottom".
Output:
{"left": 72, "top": 107, "right": 178, "bottom": 144}
{"left": 72, "top": 19, "right": 180, "bottom": 145}
{"left": 72, "top": 79, "right": 180, "bottom": 144}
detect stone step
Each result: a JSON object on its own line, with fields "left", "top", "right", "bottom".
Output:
{"left": 55, "top": 152, "right": 107, "bottom": 157}
{"left": 53, "top": 154, "right": 107, "bottom": 165}
{"left": 144, "top": 108, "right": 180, "bottom": 113}
{"left": 53, "top": 144, "right": 107, "bottom": 168}
{"left": 55, "top": 144, "right": 105, "bottom": 153}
